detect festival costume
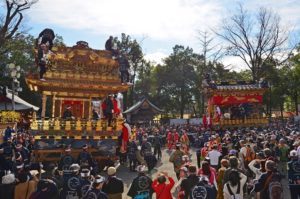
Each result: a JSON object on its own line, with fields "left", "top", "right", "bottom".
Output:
{"left": 167, "top": 132, "right": 173, "bottom": 150}
{"left": 180, "top": 134, "right": 190, "bottom": 154}
{"left": 121, "top": 122, "right": 131, "bottom": 153}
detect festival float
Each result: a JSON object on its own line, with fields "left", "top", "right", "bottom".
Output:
{"left": 26, "top": 40, "right": 130, "bottom": 163}
{"left": 203, "top": 77, "right": 269, "bottom": 128}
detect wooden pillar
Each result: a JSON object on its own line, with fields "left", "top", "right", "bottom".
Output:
{"left": 82, "top": 101, "right": 85, "bottom": 119}
{"left": 88, "top": 97, "right": 92, "bottom": 119}
{"left": 41, "top": 94, "right": 47, "bottom": 120}
{"left": 51, "top": 94, "right": 56, "bottom": 118}
{"left": 59, "top": 99, "right": 63, "bottom": 118}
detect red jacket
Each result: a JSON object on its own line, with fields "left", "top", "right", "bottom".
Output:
{"left": 152, "top": 177, "right": 175, "bottom": 199}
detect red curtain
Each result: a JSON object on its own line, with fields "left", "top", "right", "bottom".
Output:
{"left": 211, "top": 95, "right": 263, "bottom": 105}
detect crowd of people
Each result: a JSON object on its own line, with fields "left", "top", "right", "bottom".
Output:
{"left": 1, "top": 121, "right": 300, "bottom": 198}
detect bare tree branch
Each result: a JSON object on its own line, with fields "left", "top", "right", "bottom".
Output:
{"left": 216, "top": 4, "right": 293, "bottom": 81}
{"left": 0, "top": 0, "right": 37, "bottom": 50}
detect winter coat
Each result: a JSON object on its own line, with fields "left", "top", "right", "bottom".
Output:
{"left": 102, "top": 176, "right": 124, "bottom": 199}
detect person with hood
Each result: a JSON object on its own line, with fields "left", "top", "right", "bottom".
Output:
{"left": 127, "top": 165, "right": 153, "bottom": 199}
{"left": 102, "top": 167, "right": 124, "bottom": 199}
{"left": 152, "top": 171, "right": 174, "bottom": 199}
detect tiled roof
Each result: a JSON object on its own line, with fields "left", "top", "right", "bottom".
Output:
{"left": 215, "top": 84, "right": 261, "bottom": 90}
{"left": 123, "top": 98, "right": 163, "bottom": 114}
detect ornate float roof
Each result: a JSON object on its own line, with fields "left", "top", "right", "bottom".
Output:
{"left": 206, "top": 80, "right": 267, "bottom": 96}
{"left": 26, "top": 41, "right": 129, "bottom": 98}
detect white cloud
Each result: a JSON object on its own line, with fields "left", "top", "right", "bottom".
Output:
{"left": 145, "top": 51, "right": 168, "bottom": 65}
{"left": 26, "top": 0, "right": 223, "bottom": 42}
{"left": 25, "top": 0, "right": 300, "bottom": 70}
{"left": 221, "top": 56, "right": 249, "bottom": 72}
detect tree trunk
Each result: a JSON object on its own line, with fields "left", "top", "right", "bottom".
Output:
{"left": 294, "top": 92, "right": 299, "bottom": 116}
{"left": 180, "top": 87, "right": 184, "bottom": 119}
{"left": 280, "top": 102, "right": 283, "bottom": 121}
{"left": 122, "top": 91, "right": 128, "bottom": 111}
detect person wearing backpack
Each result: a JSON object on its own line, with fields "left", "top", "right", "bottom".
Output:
{"left": 223, "top": 169, "right": 247, "bottom": 199}
{"left": 253, "top": 160, "right": 282, "bottom": 199}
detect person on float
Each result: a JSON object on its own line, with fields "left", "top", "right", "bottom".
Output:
{"left": 104, "top": 95, "right": 114, "bottom": 127}
{"left": 112, "top": 94, "right": 121, "bottom": 118}
{"left": 37, "top": 43, "right": 48, "bottom": 81}
{"left": 118, "top": 53, "right": 132, "bottom": 85}
{"left": 105, "top": 36, "right": 118, "bottom": 57}
{"left": 62, "top": 106, "right": 74, "bottom": 120}
{"left": 92, "top": 109, "right": 99, "bottom": 120}
{"left": 37, "top": 28, "right": 55, "bottom": 50}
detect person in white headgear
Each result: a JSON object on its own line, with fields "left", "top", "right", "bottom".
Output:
{"left": 84, "top": 175, "right": 108, "bottom": 199}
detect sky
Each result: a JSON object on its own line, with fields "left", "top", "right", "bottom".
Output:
{"left": 19, "top": 0, "right": 300, "bottom": 71}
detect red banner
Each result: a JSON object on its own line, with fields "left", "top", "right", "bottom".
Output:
{"left": 211, "top": 95, "right": 263, "bottom": 105}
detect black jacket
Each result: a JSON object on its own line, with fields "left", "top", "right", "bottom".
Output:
{"left": 102, "top": 176, "right": 124, "bottom": 194}
{"left": 127, "top": 174, "right": 153, "bottom": 199}
{"left": 181, "top": 175, "right": 216, "bottom": 199}
{"left": 0, "top": 183, "right": 15, "bottom": 199}
{"left": 118, "top": 56, "right": 130, "bottom": 72}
